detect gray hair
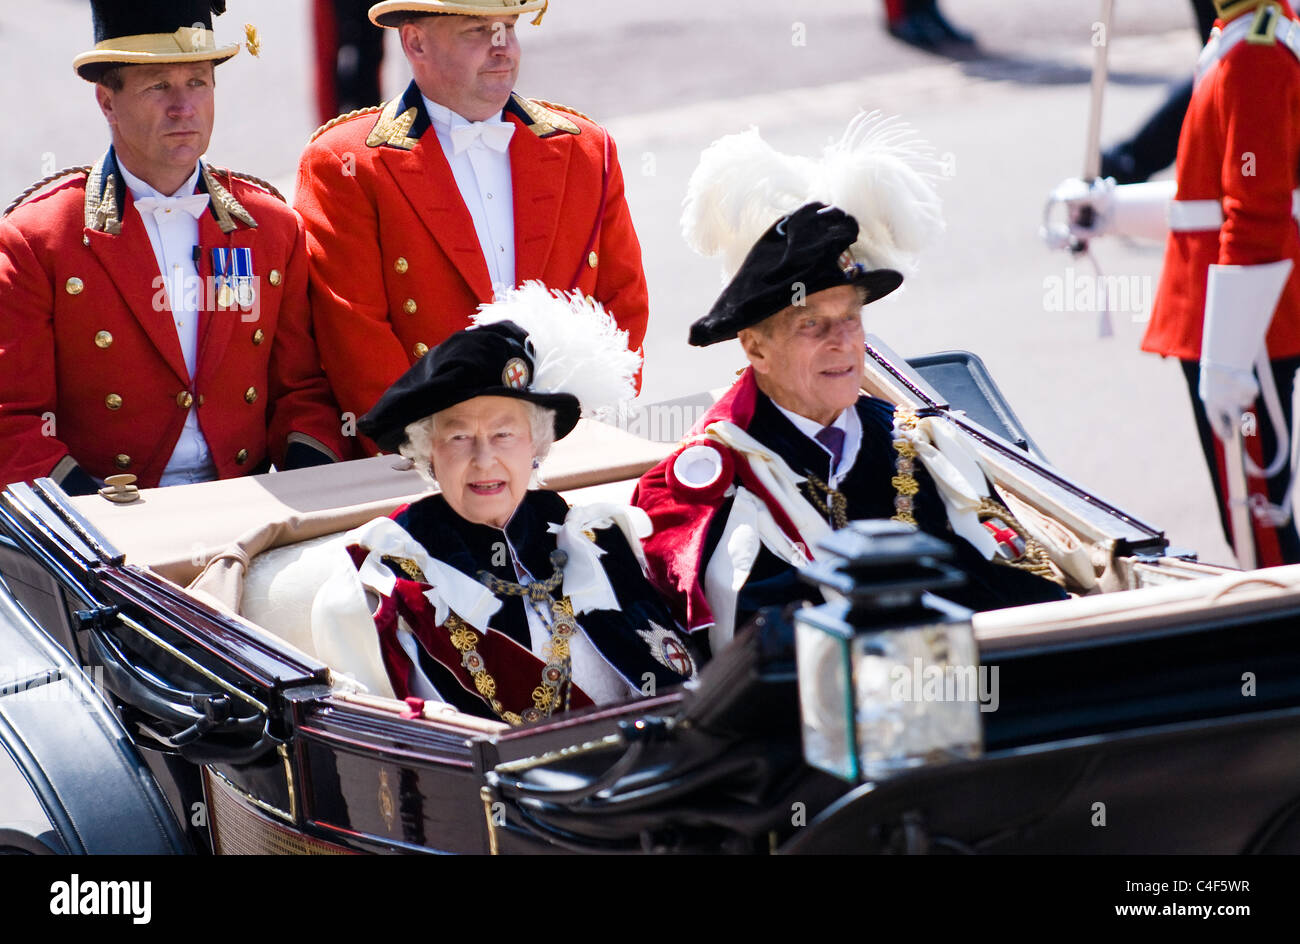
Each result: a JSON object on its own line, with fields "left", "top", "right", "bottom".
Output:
{"left": 398, "top": 401, "right": 556, "bottom": 488}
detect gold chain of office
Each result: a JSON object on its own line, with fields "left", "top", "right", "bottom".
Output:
{"left": 382, "top": 551, "right": 577, "bottom": 725}
{"left": 802, "top": 410, "right": 1056, "bottom": 580}
{"left": 893, "top": 408, "right": 1056, "bottom": 579}
{"left": 474, "top": 550, "right": 576, "bottom": 723}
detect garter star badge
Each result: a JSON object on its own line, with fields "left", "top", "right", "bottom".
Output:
{"left": 637, "top": 622, "right": 695, "bottom": 678}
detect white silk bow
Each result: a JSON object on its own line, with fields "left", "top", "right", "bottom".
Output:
{"left": 134, "top": 193, "right": 210, "bottom": 222}
{"left": 451, "top": 121, "right": 516, "bottom": 155}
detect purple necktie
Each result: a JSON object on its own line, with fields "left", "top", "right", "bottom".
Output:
{"left": 815, "top": 425, "right": 845, "bottom": 470}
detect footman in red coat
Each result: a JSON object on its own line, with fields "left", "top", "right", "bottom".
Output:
{"left": 0, "top": 0, "right": 348, "bottom": 494}
{"left": 294, "top": 0, "right": 650, "bottom": 437}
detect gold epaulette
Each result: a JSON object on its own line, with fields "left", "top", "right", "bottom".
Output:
{"left": 1245, "top": 1, "right": 1281, "bottom": 44}
{"left": 309, "top": 104, "right": 385, "bottom": 143}
{"left": 201, "top": 164, "right": 258, "bottom": 233}
{"left": 514, "top": 95, "right": 582, "bottom": 137}
{"left": 365, "top": 99, "right": 420, "bottom": 150}
{"left": 3, "top": 166, "right": 92, "bottom": 219}
{"left": 530, "top": 99, "right": 593, "bottom": 123}
{"left": 224, "top": 171, "right": 287, "bottom": 203}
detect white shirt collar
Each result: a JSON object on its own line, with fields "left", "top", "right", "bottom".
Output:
{"left": 421, "top": 95, "right": 508, "bottom": 133}
{"left": 118, "top": 160, "right": 202, "bottom": 201}
{"left": 773, "top": 401, "right": 849, "bottom": 441}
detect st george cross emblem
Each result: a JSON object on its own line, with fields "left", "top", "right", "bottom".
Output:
{"left": 839, "top": 248, "right": 867, "bottom": 281}
{"left": 502, "top": 357, "right": 530, "bottom": 390}
{"left": 637, "top": 622, "right": 695, "bottom": 678}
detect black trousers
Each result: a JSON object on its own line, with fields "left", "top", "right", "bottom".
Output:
{"left": 1101, "top": 0, "right": 1218, "bottom": 184}
{"left": 1180, "top": 356, "right": 1300, "bottom": 566}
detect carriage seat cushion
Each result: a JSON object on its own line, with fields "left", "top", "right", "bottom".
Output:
{"left": 239, "top": 533, "right": 351, "bottom": 664}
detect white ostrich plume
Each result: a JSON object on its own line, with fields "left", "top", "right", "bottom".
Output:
{"left": 471, "top": 281, "right": 640, "bottom": 418}
{"left": 681, "top": 111, "right": 946, "bottom": 279}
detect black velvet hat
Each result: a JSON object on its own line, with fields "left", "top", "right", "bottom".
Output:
{"left": 688, "top": 202, "right": 904, "bottom": 347}
{"left": 359, "top": 321, "right": 582, "bottom": 453}
{"left": 74, "top": 1, "right": 241, "bottom": 82}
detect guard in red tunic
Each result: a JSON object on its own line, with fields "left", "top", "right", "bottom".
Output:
{"left": 294, "top": 0, "right": 650, "bottom": 439}
{"left": 1054, "top": 0, "right": 1300, "bottom": 567}
{"left": 0, "top": 1, "right": 347, "bottom": 494}
{"left": 1146, "top": 0, "right": 1300, "bottom": 567}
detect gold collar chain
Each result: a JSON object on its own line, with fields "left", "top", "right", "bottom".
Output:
{"left": 382, "top": 551, "right": 577, "bottom": 725}
{"left": 891, "top": 409, "right": 921, "bottom": 525}
{"left": 802, "top": 472, "right": 849, "bottom": 530}
{"left": 443, "top": 599, "right": 577, "bottom": 726}
{"left": 474, "top": 550, "right": 575, "bottom": 723}
{"left": 889, "top": 409, "right": 1059, "bottom": 582}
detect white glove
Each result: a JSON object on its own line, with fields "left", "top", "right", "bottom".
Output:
{"left": 1199, "top": 362, "right": 1259, "bottom": 441}
{"left": 1199, "top": 260, "right": 1294, "bottom": 440}
{"left": 1050, "top": 176, "right": 1116, "bottom": 240}
{"left": 1042, "top": 178, "right": 1175, "bottom": 249}
{"left": 1042, "top": 177, "right": 1114, "bottom": 250}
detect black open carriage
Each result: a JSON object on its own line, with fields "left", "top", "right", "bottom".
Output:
{"left": 3, "top": 340, "right": 1300, "bottom": 855}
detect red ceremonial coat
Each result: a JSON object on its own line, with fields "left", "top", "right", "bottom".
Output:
{"left": 294, "top": 82, "right": 650, "bottom": 429}
{"left": 1142, "top": 0, "right": 1300, "bottom": 360}
{"left": 0, "top": 150, "right": 348, "bottom": 490}
{"left": 631, "top": 369, "right": 796, "bottom": 634}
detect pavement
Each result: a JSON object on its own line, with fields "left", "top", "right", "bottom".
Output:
{"left": 0, "top": 0, "right": 1235, "bottom": 564}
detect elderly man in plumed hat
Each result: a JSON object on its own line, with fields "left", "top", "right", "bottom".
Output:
{"left": 0, "top": 1, "right": 348, "bottom": 495}
{"left": 294, "top": 0, "right": 650, "bottom": 444}
{"left": 633, "top": 118, "right": 1067, "bottom": 655}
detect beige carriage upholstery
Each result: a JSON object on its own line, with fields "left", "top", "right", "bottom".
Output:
{"left": 67, "top": 418, "right": 670, "bottom": 587}
{"left": 974, "top": 564, "right": 1300, "bottom": 650}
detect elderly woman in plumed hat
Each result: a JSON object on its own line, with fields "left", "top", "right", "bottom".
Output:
{"left": 312, "top": 285, "right": 695, "bottom": 725}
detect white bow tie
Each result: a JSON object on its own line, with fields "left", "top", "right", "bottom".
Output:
{"left": 451, "top": 121, "right": 515, "bottom": 155}
{"left": 134, "top": 193, "right": 210, "bottom": 222}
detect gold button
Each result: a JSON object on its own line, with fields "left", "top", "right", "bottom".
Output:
{"left": 394, "top": 257, "right": 409, "bottom": 275}
{"left": 587, "top": 251, "right": 598, "bottom": 269}
{"left": 252, "top": 328, "right": 265, "bottom": 345}
{"left": 82, "top": 234, "right": 90, "bottom": 246}
{"left": 104, "top": 393, "right": 122, "bottom": 411}
{"left": 235, "top": 448, "right": 249, "bottom": 465}
{"left": 268, "top": 269, "right": 282, "bottom": 286}
{"left": 94, "top": 330, "right": 113, "bottom": 349}
{"left": 244, "top": 386, "right": 258, "bottom": 404}
{"left": 176, "top": 391, "right": 194, "bottom": 409}
{"left": 403, "top": 298, "right": 417, "bottom": 315}
{"left": 114, "top": 454, "right": 131, "bottom": 470}
{"left": 412, "top": 342, "right": 429, "bottom": 358}
{"left": 66, "top": 277, "right": 84, "bottom": 295}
